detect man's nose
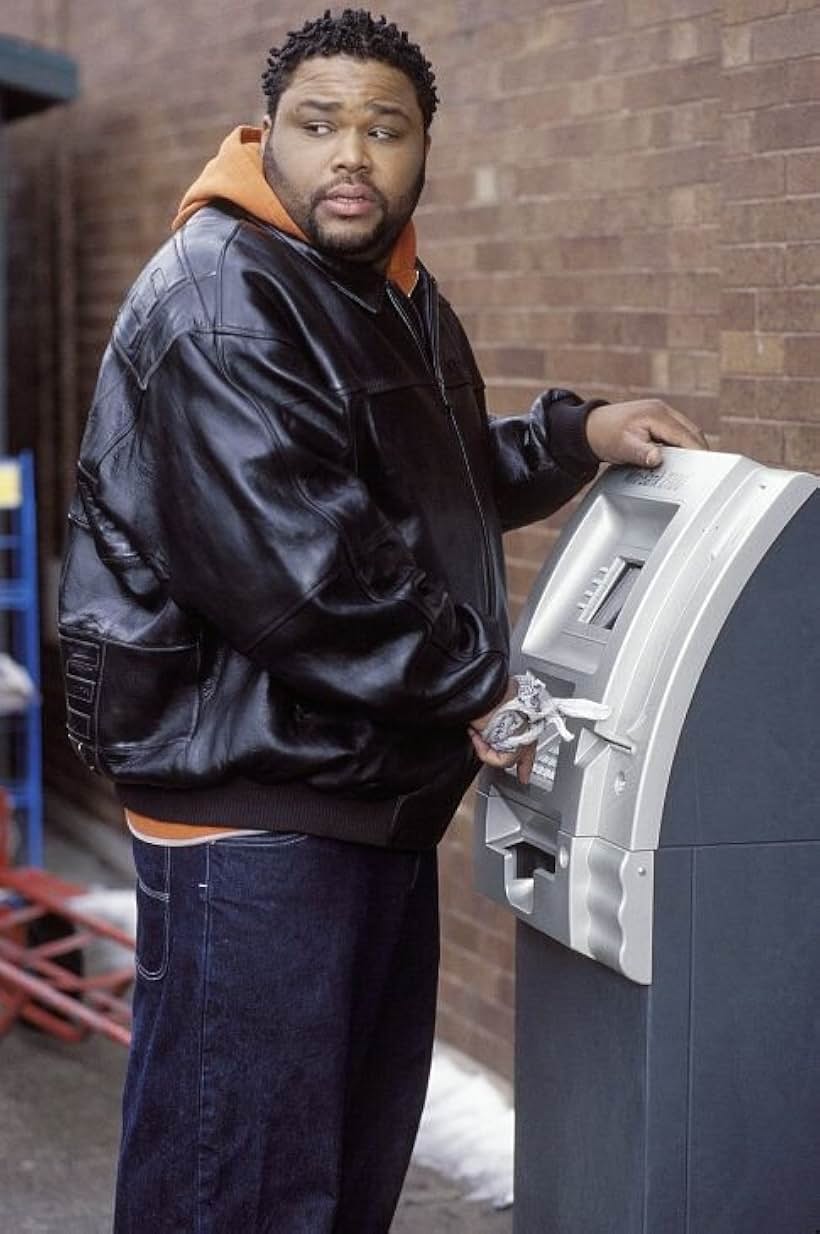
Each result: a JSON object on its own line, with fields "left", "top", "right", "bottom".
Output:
{"left": 331, "top": 129, "right": 371, "bottom": 174}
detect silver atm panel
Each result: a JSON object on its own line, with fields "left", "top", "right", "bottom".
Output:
{"left": 475, "top": 449, "right": 818, "bottom": 982}
{"left": 475, "top": 448, "right": 820, "bottom": 1234}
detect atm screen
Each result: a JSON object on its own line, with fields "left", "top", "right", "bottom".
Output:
{"left": 586, "top": 560, "right": 643, "bottom": 630}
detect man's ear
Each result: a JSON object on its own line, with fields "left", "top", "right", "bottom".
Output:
{"left": 261, "top": 113, "right": 272, "bottom": 152}
{"left": 424, "top": 131, "right": 432, "bottom": 156}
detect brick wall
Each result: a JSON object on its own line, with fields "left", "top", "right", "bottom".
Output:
{"left": 3, "top": 0, "right": 819, "bottom": 1079}
{"left": 720, "top": 1, "right": 820, "bottom": 467}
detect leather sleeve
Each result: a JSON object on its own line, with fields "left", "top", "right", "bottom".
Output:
{"left": 94, "top": 330, "right": 509, "bottom": 727}
{"left": 487, "top": 388, "right": 604, "bottom": 533}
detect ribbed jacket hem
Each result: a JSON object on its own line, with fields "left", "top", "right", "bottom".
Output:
{"left": 116, "top": 777, "right": 452, "bottom": 851}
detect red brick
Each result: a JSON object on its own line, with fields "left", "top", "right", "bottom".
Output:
{"left": 622, "top": 61, "right": 717, "bottom": 110}
{"left": 723, "top": 197, "right": 820, "bottom": 242}
{"left": 560, "top": 235, "right": 624, "bottom": 270}
{"left": 466, "top": 309, "right": 572, "bottom": 346}
{"left": 651, "top": 98, "right": 721, "bottom": 147}
{"left": 724, "top": 244, "right": 785, "bottom": 286}
{"left": 721, "top": 155, "right": 785, "bottom": 200}
{"left": 626, "top": 0, "right": 716, "bottom": 23}
{"left": 573, "top": 310, "right": 669, "bottom": 348}
{"left": 722, "top": 330, "right": 786, "bottom": 373}
{"left": 721, "top": 291, "right": 757, "bottom": 330}
{"left": 616, "top": 229, "right": 670, "bottom": 270}
{"left": 669, "top": 16, "right": 720, "bottom": 63}
{"left": 741, "top": 377, "right": 820, "bottom": 421}
{"left": 668, "top": 227, "right": 720, "bottom": 269}
{"left": 552, "top": 346, "right": 655, "bottom": 389}
{"left": 786, "top": 152, "right": 820, "bottom": 195}
{"left": 667, "top": 351, "right": 720, "bottom": 393}
{"left": 785, "top": 336, "right": 820, "bottom": 376}
{"left": 721, "top": 63, "right": 787, "bottom": 113}
{"left": 568, "top": 77, "right": 625, "bottom": 118}
{"left": 498, "top": 42, "right": 602, "bottom": 93}
{"left": 785, "top": 243, "right": 820, "bottom": 286}
{"left": 722, "top": 418, "right": 785, "bottom": 463}
{"left": 723, "top": 112, "right": 755, "bottom": 155}
{"left": 723, "top": 0, "right": 788, "bottom": 20}
{"left": 788, "top": 58, "right": 820, "bottom": 102}
{"left": 784, "top": 424, "right": 820, "bottom": 470}
{"left": 723, "top": 25, "right": 753, "bottom": 68}
{"left": 597, "top": 26, "right": 672, "bottom": 74}
{"left": 755, "top": 104, "right": 820, "bottom": 153}
{"left": 751, "top": 9, "right": 820, "bottom": 62}
{"left": 474, "top": 346, "right": 548, "bottom": 380}
{"left": 721, "top": 376, "right": 760, "bottom": 417}
{"left": 668, "top": 312, "right": 719, "bottom": 348}
{"left": 757, "top": 289, "right": 820, "bottom": 331}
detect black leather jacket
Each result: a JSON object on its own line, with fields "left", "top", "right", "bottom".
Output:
{"left": 58, "top": 203, "right": 601, "bottom": 848}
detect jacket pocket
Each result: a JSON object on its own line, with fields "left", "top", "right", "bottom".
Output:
{"left": 60, "top": 633, "right": 104, "bottom": 772}
{"left": 59, "top": 631, "right": 199, "bottom": 771}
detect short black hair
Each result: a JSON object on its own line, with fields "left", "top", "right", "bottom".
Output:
{"left": 261, "top": 9, "right": 438, "bottom": 130}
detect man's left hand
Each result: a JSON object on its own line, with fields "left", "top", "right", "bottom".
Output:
{"left": 585, "top": 398, "right": 709, "bottom": 468}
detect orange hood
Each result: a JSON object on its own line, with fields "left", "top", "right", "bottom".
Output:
{"left": 172, "top": 125, "right": 418, "bottom": 295}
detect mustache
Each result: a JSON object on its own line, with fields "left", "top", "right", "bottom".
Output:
{"left": 312, "top": 179, "right": 388, "bottom": 211}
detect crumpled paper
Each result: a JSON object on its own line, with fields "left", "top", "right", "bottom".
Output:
{"left": 481, "top": 670, "right": 611, "bottom": 753}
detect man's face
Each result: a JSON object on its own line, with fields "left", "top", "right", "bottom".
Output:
{"left": 261, "top": 55, "right": 430, "bottom": 270}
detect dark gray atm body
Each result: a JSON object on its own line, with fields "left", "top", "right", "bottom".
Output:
{"left": 474, "top": 450, "right": 820, "bottom": 1233}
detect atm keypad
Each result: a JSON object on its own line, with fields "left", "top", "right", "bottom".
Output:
{"left": 506, "top": 738, "right": 559, "bottom": 791}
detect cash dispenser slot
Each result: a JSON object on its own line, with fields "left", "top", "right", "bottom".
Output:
{"left": 505, "top": 840, "right": 557, "bottom": 916}
{"left": 513, "top": 842, "right": 556, "bottom": 879}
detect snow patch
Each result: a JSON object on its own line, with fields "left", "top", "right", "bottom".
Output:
{"left": 413, "top": 1041, "right": 514, "bottom": 1208}
{"left": 71, "top": 887, "right": 137, "bottom": 936}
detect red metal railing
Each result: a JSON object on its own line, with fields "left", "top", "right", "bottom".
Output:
{"left": 0, "top": 790, "right": 134, "bottom": 1047}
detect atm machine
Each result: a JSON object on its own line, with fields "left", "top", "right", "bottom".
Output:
{"left": 474, "top": 449, "right": 820, "bottom": 1234}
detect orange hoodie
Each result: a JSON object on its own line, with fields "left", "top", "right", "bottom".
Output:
{"left": 172, "top": 125, "right": 418, "bottom": 295}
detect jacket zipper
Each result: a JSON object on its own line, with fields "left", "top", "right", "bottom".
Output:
{"left": 386, "top": 281, "right": 497, "bottom": 614}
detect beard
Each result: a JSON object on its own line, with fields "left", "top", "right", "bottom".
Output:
{"left": 263, "top": 145, "right": 426, "bottom": 266}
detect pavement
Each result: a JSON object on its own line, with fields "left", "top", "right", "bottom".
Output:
{"left": 0, "top": 816, "right": 513, "bottom": 1234}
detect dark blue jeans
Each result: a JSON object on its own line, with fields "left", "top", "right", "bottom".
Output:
{"left": 115, "top": 832, "right": 439, "bottom": 1234}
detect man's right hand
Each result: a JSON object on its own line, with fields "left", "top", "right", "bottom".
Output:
{"left": 468, "top": 681, "right": 538, "bottom": 785}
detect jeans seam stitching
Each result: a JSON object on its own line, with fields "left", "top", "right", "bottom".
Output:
{"left": 195, "top": 843, "right": 211, "bottom": 1234}
{"left": 136, "top": 876, "right": 170, "bottom": 902}
{"left": 213, "top": 834, "right": 308, "bottom": 848}
{"left": 135, "top": 846, "right": 170, "bottom": 981}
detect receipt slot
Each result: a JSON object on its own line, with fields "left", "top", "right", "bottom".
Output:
{"left": 474, "top": 449, "right": 820, "bottom": 1234}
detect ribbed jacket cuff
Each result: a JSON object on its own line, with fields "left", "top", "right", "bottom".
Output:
{"left": 545, "top": 388, "right": 607, "bottom": 477}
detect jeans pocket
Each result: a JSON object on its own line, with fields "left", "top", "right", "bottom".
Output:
{"left": 134, "top": 843, "right": 170, "bottom": 982}
{"left": 213, "top": 830, "right": 308, "bottom": 849}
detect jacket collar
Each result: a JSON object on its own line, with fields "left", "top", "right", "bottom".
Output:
{"left": 262, "top": 224, "right": 424, "bottom": 314}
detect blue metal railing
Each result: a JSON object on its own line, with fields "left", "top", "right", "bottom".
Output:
{"left": 0, "top": 451, "right": 43, "bottom": 867}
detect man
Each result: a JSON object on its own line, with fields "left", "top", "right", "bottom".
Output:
{"left": 59, "top": 10, "right": 707, "bottom": 1233}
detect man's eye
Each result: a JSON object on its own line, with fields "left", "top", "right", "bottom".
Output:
{"left": 370, "top": 127, "right": 399, "bottom": 141}
{"left": 305, "top": 122, "right": 333, "bottom": 135}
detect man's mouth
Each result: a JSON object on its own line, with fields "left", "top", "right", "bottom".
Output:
{"left": 320, "top": 185, "right": 380, "bottom": 219}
